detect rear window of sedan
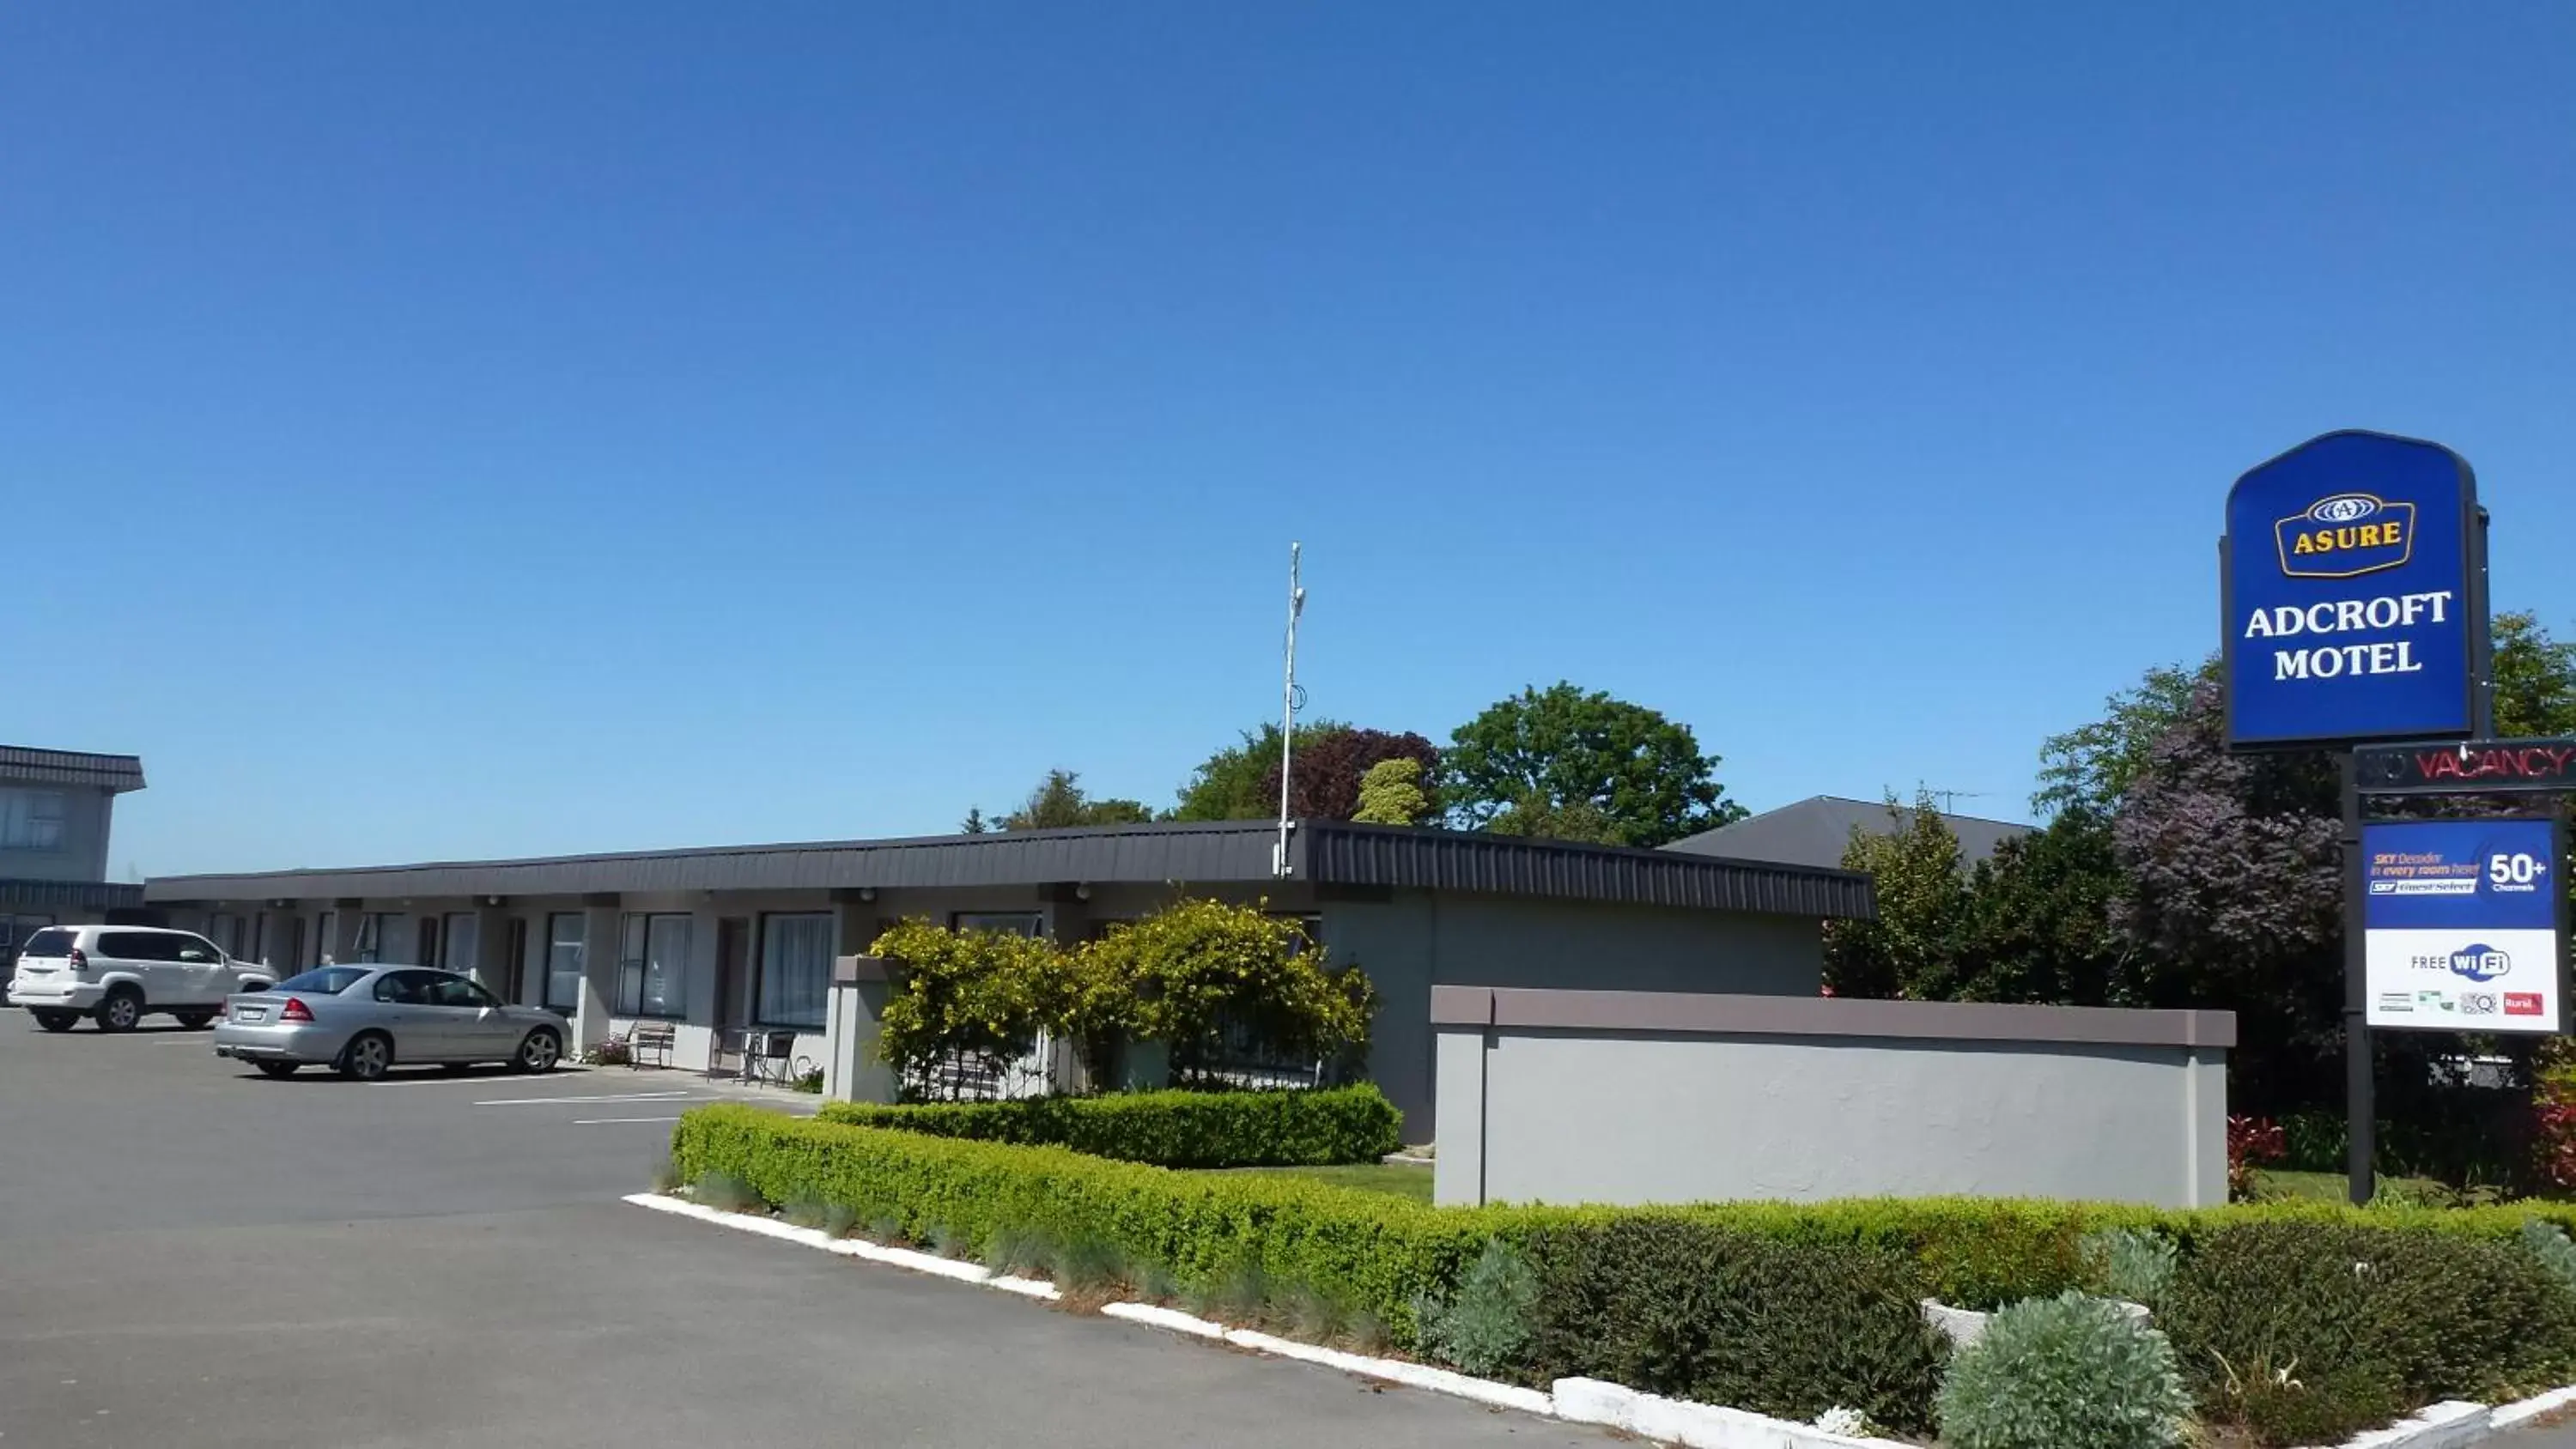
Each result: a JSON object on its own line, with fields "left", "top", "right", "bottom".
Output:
{"left": 273, "top": 967, "right": 370, "bottom": 995}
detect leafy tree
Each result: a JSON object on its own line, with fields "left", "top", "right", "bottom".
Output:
{"left": 2035, "top": 660, "right": 2215, "bottom": 818}
{"left": 1352, "top": 757, "right": 1436, "bottom": 826}
{"left": 1822, "top": 791, "right": 1972, "bottom": 999}
{"left": 2108, "top": 678, "right": 2345, "bottom": 1110}
{"left": 2493, "top": 610, "right": 2576, "bottom": 736}
{"left": 1485, "top": 789, "right": 1625, "bottom": 845}
{"left": 999, "top": 769, "right": 1154, "bottom": 829}
{"left": 1954, "top": 809, "right": 2126, "bottom": 1006}
{"left": 1262, "top": 727, "right": 1441, "bottom": 822}
{"left": 870, "top": 919, "right": 1075, "bottom": 1099}
{"left": 1443, "top": 682, "right": 1744, "bottom": 847}
{"left": 1170, "top": 720, "right": 1347, "bottom": 822}
{"left": 1083, "top": 899, "right": 1376, "bottom": 1081}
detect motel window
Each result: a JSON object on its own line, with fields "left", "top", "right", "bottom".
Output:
{"left": 617, "top": 912, "right": 691, "bottom": 1019}
{"left": 315, "top": 911, "right": 337, "bottom": 966}
{"left": 951, "top": 912, "right": 1044, "bottom": 937}
{"left": 441, "top": 912, "right": 480, "bottom": 976}
{"left": 544, "top": 913, "right": 586, "bottom": 1013}
{"left": 0, "top": 789, "right": 67, "bottom": 852}
{"left": 357, "top": 912, "right": 408, "bottom": 965}
{"left": 756, "top": 912, "right": 832, "bottom": 1030}
{"left": 208, "top": 913, "right": 244, "bottom": 958}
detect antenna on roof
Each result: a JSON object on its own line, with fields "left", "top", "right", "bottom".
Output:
{"left": 1273, "top": 543, "right": 1306, "bottom": 878}
{"left": 1923, "top": 788, "right": 1992, "bottom": 815}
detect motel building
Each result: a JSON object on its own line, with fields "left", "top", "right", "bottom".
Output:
{"left": 143, "top": 821, "right": 1869, "bottom": 1138}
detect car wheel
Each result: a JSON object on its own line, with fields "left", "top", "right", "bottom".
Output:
{"left": 174, "top": 1010, "right": 216, "bottom": 1030}
{"left": 514, "top": 1028, "right": 562, "bottom": 1074}
{"left": 254, "top": 1060, "right": 300, "bottom": 1079}
{"left": 337, "top": 1032, "right": 393, "bottom": 1081}
{"left": 96, "top": 987, "right": 143, "bottom": 1034}
{"left": 32, "top": 1009, "right": 79, "bottom": 1033}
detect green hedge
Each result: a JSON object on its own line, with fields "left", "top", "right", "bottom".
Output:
{"left": 815, "top": 1084, "right": 1402, "bottom": 1168}
{"left": 676, "top": 1102, "right": 1545, "bottom": 1341}
{"left": 1527, "top": 1216, "right": 1948, "bottom": 1434}
{"left": 670, "top": 1106, "right": 2576, "bottom": 1443}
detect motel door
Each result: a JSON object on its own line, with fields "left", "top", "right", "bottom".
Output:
{"left": 714, "top": 919, "right": 751, "bottom": 1029}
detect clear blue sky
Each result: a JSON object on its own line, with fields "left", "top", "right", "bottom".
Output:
{"left": 7, "top": 3, "right": 2571, "bottom": 877}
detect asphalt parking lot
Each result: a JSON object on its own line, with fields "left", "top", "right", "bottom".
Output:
{"left": 0, "top": 1012, "right": 1600, "bottom": 1449}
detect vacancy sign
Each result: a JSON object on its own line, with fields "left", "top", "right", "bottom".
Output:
{"left": 2363, "top": 817, "right": 2567, "bottom": 1034}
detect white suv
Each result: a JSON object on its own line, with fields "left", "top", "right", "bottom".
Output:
{"left": 8, "top": 925, "right": 276, "bottom": 1033}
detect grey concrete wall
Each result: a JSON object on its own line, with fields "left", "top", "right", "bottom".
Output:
{"left": 1435, "top": 990, "right": 2231, "bottom": 1209}
{"left": 1324, "top": 892, "right": 1826, "bottom": 1145}
{"left": 0, "top": 786, "right": 115, "bottom": 884}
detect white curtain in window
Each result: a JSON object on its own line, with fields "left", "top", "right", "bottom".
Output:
{"left": 758, "top": 913, "right": 831, "bottom": 1028}
{"left": 443, "top": 913, "right": 479, "bottom": 975}
{"left": 546, "top": 915, "right": 585, "bottom": 1011}
{"left": 644, "top": 916, "right": 690, "bottom": 1017}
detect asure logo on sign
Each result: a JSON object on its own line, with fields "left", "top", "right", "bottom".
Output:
{"left": 2451, "top": 943, "right": 2512, "bottom": 982}
{"left": 2506, "top": 993, "right": 2547, "bottom": 1017}
{"left": 2379, "top": 991, "right": 2414, "bottom": 1014}
{"left": 2275, "top": 494, "right": 2415, "bottom": 579}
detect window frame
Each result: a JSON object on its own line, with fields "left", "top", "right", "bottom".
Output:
{"left": 951, "top": 912, "right": 1045, "bottom": 937}
{"left": 754, "top": 911, "right": 833, "bottom": 1031}
{"left": 614, "top": 912, "right": 692, "bottom": 1020}
{"left": 0, "top": 788, "right": 68, "bottom": 852}
{"left": 544, "top": 913, "right": 586, "bottom": 1013}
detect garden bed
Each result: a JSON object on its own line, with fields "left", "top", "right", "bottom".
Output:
{"left": 671, "top": 1103, "right": 2576, "bottom": 1447}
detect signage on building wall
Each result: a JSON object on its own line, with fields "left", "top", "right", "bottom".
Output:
{"left": 2222, "top": 430, "right": 2488, "bottom": 750}
{"left": 2361, "top": 817, "right": 2565, "bottom": 1034}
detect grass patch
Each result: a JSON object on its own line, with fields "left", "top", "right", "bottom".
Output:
{"left": 1212, "top": 1162, "right": 1433, "bottom": 1203}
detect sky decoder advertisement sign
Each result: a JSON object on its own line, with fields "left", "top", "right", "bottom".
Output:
{"left": 2362, "top": 817, "right": 2564, "bottom": 1034}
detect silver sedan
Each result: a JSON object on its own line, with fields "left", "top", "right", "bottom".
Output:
{"left": 214, "top": 966, "right": 568, "bottom": 1081}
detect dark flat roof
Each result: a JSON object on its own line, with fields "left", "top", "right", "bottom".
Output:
{"left": 145, "top": 821, "right": 1873, "bottom": 920}
{"left": 0, "top": 879, "right": 146, "bottom": 912}
{"left": 0, "top": 746, "right": 146, "bottom": 793}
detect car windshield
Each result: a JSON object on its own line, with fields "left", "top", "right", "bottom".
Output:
{"left": 18, "top": 928, "right": 75, "bottom": 958}
{"left": 272, "top": 967, "right": 371, "bottom": 996}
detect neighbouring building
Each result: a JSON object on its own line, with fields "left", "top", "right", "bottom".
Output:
{"left": 1664, "top": 794, "right": 2034, "bottom": 870}
{"left": 1, "top": 746, "right": 149, "bottom": 967}
{"left": 143, "top": 821, "right": 1871, "bottom": 1139}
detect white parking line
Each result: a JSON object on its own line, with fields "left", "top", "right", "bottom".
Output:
{"left": 571, "top": 1116, "right": 683, "bottom": 1125}
{"left": 471, "top": 1090, "right": 704, "bottom": 1106}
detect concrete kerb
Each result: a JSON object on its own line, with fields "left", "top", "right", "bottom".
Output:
{"left": 621, "top": 1192, "right": 2576, "bottom": 1449}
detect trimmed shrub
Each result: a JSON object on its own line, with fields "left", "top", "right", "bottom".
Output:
{"left": 2204, "top": 1354, "right": 2403, "bottom": 1449}
{"left": 1935, "top": 1291, "right": 2189, "bottom": 1449}
{"left": 2081, "top": 1227, "right": 2178, "bottom": 1311}
{"left": 817, "top": 1083, "right": 1401, "bottom": 1168}
{"left": 671, "top": 1103, "right": 1558, "bottom": 1345}
{"left": 1417, "top": 1240, "right": 1539, "bottom": 1377}
{"left": 2161, "top": 1219, "right": 2576, "bottom": 1437}
{"left": 1524, "top": 1216, "right": 1948, "bottom": 1434}
{"left": 671, "top": 1103, "right": 2576, "bottom": 1437}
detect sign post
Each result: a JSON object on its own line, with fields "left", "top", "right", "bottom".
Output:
{"left": 2222, "top": 430, "right": 2491, "bottom": 1206}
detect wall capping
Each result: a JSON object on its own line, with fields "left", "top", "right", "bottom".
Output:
{"left": 1429, "top": 985, "right": 2236, "bottom": 1050}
